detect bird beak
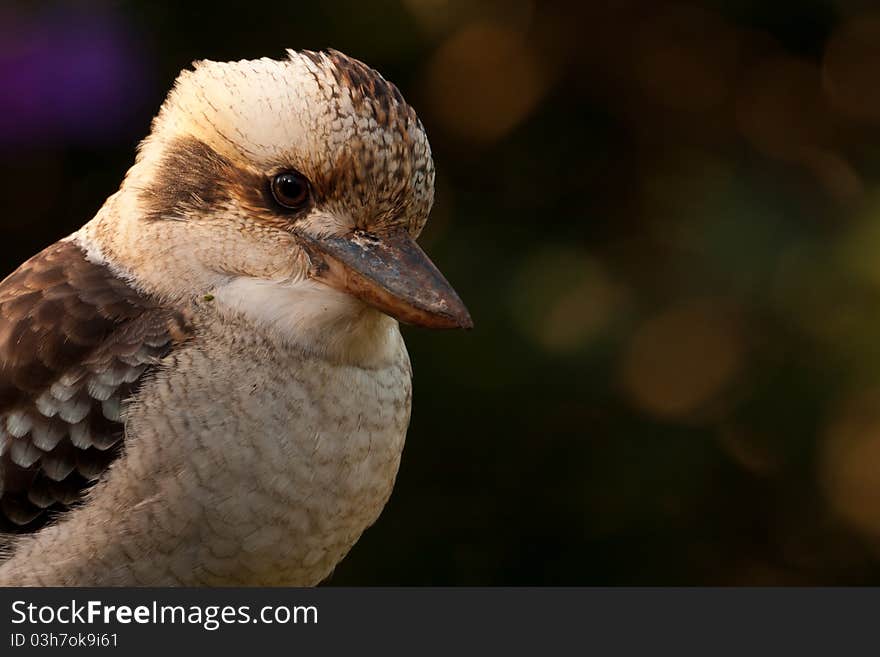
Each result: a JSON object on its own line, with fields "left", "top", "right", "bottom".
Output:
{"left": 297, "top": 228, "right": 473, "bottom": 329}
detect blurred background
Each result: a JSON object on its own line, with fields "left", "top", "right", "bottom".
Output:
{"left": 7, "top": 0, "right": 880, "bottom": 584}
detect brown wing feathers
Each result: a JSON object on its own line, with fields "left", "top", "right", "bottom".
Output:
{"left": 0, "top": 239, "right": 188, "bottom": 532}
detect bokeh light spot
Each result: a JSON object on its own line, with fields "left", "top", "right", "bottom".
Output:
{"left": 619, "top": 300, "right": 745, "bottom": 421}
{"left": 822, "top": 390, "right": 880, "bottom": 542}
{"left": 511, "top": 247, "right": 626, "bottom": 354}
{"left": 633, "top": 5, "right": 739, "bottom": 113}
{"left": 736, "top": 57, "right": 832, "bottom": 162}
{"left": 423, "top": 21, "right": 547, "bottom": 142}
{"left": 717, "top": 426, "right": 777, "bottom": 476}
{"left": 823, "top": 13, "right": 880, "bottom": 122}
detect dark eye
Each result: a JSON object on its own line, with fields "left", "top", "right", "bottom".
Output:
{"left": 271, "top": 171, "right": 311, "bottom": 209}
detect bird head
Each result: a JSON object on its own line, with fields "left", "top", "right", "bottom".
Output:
{"left": 94, "top": 49, "right": 471, "bottom": 362}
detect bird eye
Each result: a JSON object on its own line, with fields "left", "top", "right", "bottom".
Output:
{"left": 271, "top": 171, "right": 311, "bottom": 209}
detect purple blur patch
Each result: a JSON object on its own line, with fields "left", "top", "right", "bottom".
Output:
{"left": 0, "top": 6, "right": 150, "bottom": 148}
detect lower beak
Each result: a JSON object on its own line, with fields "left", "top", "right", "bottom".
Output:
{"left": 296, "top": 229, "right": 473, "bottom": 330}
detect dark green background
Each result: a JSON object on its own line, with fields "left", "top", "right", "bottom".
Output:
{"left": 5, "top": 0, "right": 880, "bottom": 584}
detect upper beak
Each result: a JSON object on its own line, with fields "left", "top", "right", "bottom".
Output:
{"left": 296, "top": 228, "right": 473, "bottom": 330}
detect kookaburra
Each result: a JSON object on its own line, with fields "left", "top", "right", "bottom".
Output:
{"left": 0, "top": 49, "right": 471, "bottom": 585}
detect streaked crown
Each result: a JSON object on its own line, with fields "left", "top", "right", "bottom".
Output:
{"left": 139, "top": 49, "right": 435, "bottom": 235}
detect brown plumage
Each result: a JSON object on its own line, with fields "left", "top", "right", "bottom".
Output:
{"left": 0, "top": 240, "right": 188, "bottom": 531}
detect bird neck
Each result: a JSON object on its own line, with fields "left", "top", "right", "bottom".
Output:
{"left": 209, "top": 276, "right": 403, "bottom": 369}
